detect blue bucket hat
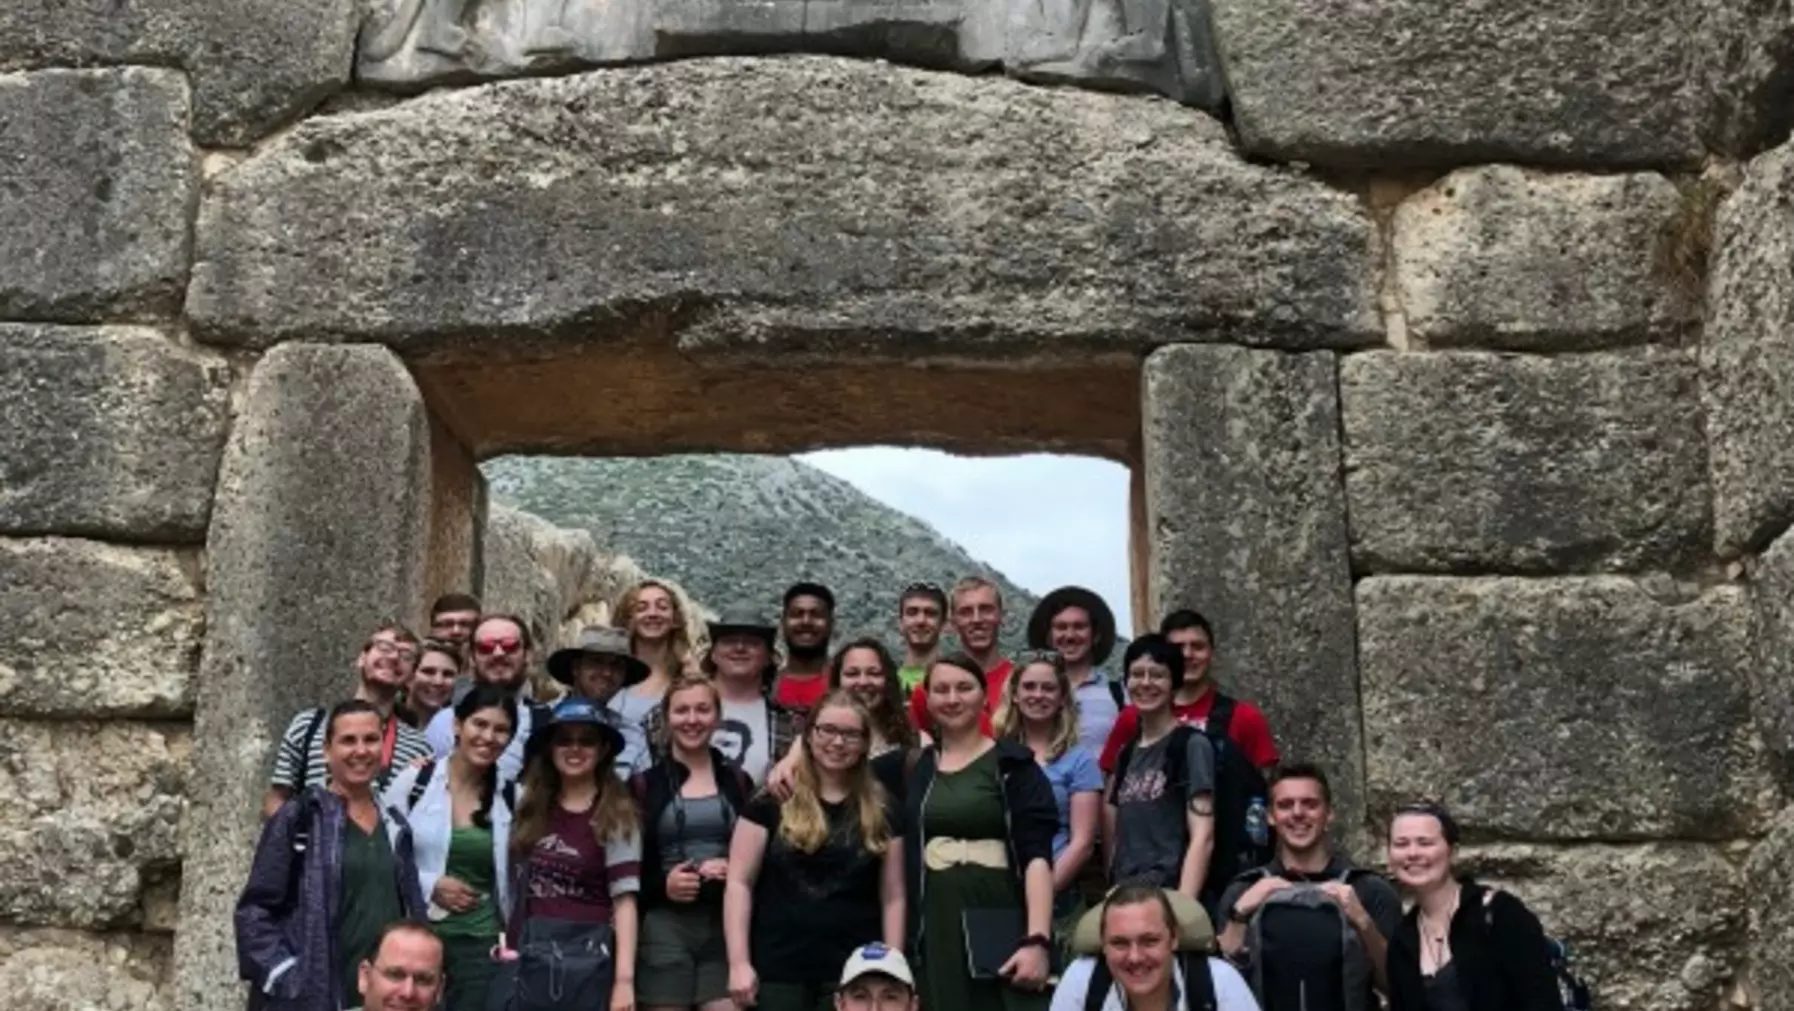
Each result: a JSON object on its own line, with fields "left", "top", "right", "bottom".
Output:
{"left": 537, "top": 697, "right": 626, "bottom": 758}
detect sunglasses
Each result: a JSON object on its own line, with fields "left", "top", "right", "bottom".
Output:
{"left": 474, "top": 637, "right": 522, "bottom": 656}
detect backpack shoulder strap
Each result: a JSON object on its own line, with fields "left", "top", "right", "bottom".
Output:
{"left": 1107, "top": 739, "right": 1139, "bottom": 803}
{"left": 1182, "top": 953, "right": 1218, "bottom": 1011}
{"left": 297, "top": 706, "right": 327, "bottom": 785}
{"left": 406, "top": 760, "right": 436, "bottom": 813}
{"left": 1165, "top": 724, "right": 1196, "bottom": 794}
{"left": 1083, "top": 959, "right": 1115, "bottom": 1011}
{"left": 1207, "top": 694, "right": 1236, "bottom": 736}
{"left": 1109, "top": 679, "right": 1126, "bottom": 707}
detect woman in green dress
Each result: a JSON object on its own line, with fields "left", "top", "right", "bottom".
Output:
{"left": 902, "top": 653, "right": 1059, "bottom": 1011}
{"left": 384, "top": 684, "right": 519, "bottom": 1011}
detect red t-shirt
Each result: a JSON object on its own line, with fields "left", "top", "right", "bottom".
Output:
{"left": 1097, "top": 687, "right": 1279, "bottom": 773}
{"left": 773, "top": 670, "right": 830, "bottom": 713}
{"left": 907, "top": 658, "right": 1012, "bottom": 737}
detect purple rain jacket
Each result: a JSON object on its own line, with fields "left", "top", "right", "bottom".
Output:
{"left": 234, "top": 786, "right": 428, "bottom": 1011}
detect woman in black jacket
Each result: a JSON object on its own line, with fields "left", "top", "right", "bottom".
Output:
{"left": 903, "top": 653, "right": 1057, "bottom": 1011}
{"left": 1385, "top": 803, "right": 1564, "bottom": 1011}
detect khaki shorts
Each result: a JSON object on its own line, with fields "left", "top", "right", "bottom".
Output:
{"left": 638, "top": 904, "right": 730, "bottom": 1006}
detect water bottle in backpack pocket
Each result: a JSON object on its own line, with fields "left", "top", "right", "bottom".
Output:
{"left": 1242, "top": 872, "right": 1371, "bottom": 1011}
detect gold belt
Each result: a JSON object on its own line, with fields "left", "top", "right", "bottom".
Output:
{"left": 924, "top": 837, "right": 1009, "bottom": 871}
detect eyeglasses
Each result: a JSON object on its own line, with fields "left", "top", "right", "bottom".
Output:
{"left": 373, "top": 963, "right": 441, "bottom": 989}
{"left": 367, "top": 639, "right": 403, "bottom": 655}
{"left": 474, "top": 637, "right": 522, "bottom": 656}
{"left": 812, "top": 723, "right": 867, "bottom": 745}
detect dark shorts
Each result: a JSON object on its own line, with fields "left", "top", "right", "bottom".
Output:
{"left": 639, "top": 904, "right": 729, "bottom": 1006}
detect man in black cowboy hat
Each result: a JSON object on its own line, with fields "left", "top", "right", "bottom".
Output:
{"left": 1027, "top": 585, "right": 1124, "bottom": 754}
{"left": 547, "top": 626, "right": 653, "bottom": 777}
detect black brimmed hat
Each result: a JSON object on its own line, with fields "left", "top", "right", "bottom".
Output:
{"left": 1026, "top": 586, "right": 1118, "bottom": 666}
{"left": 706, "top": 608, "right": 778, "bottom": 648}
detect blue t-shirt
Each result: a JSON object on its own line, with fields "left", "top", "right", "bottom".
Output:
{"left": 1041, "top": 745, "right": 1104, "bottom": 860}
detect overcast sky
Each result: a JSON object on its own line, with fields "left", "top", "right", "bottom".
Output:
{"left": 800, "top": 447, "right": 1135, "bottom": 632}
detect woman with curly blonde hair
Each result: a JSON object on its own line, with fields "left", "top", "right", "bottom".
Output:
{"left": 722, "top": 690, "right": 905, "bottom": 1011}
{"left": 503, "top": 698, "right": 643, "bottom": 1011}
{"left": 611, "top": 579, "right": 699, "bottom": 768}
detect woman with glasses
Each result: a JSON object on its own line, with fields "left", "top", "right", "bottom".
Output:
{"left": 766, "top": 639, "right": 926, "bottom": 805}
{"left": 906, "top": 653, "right": 1057, "bottom": 1011}
{"left": 399, "top": 638, "right": 462, "bottom": 731}
{"left": 384, "top": 684, "right": 519, "bottom": 1011}
{"left": 724, "top": 690, "right": 905, "bottom": 1011}
{"left": 237, "top": 699, "right": 428, "bottom": 1011}
{"left": 501, "top": 698, "right": 643, "bottom": 1011}
{"left": 1386, "top": 804, "right": 1564, "bottom": 1011}
{"left": 993, "top": 650, "right": 1101, "bottom": 944}
{"left": 632, "top": 674, "right": 754, "bottom": 1011}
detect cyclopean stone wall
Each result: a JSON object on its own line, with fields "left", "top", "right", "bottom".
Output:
{"left": 6, "top": 3, "right": 1794, "bottom": 1010}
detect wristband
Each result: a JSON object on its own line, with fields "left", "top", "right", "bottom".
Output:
{"left": 1017, "top": 934, "right": 1051, "bottom": 951}
{"left": 1228, "top": 906, "right": 1253, "bottom": 925}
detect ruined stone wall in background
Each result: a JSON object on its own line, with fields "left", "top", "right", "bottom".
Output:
{"left": 7, "top": 3, "right": 1794, "bottom": 1010}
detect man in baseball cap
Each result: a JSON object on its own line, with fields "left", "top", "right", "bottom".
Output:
{"left": 835, "top": 943, "right": 917, "bottom": 1011}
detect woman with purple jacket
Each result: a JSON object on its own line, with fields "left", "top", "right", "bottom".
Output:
{"left": 236, "top": 699, "right": 429, "bottom": 1011}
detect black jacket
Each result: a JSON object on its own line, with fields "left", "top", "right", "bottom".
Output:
{"left": 901, "top": 739, "right": 1057, "bottom": 950}
{"left": 629, "top": 748, "right": 755, "bottom": 910}
{"left": 1388, "top": 879, "right": 1564, "bottom": 1011}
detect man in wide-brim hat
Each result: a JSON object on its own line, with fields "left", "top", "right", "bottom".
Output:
{"left": 547, "top": 626, "right": 652, "bottom": 775}
{"left": 1026, "top": 585, "right": 1124, "bottom": 754}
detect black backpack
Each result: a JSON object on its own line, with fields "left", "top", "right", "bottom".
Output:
{"left": 1110, "top": 696, "right": 1274, "bottom": 902}
{"left": 1239, "top": 867, "right": 1373, "bottom": 1011}
{"left": 1478, "top": 891, "right": 1590, "bottom": 1011}
{"left": 1082, "top": 951, "right": 1217, "bottom": 1011}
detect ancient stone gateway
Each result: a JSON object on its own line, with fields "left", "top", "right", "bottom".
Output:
{"left": 6, "top": 3, "right": 1794, "bottom": 1010}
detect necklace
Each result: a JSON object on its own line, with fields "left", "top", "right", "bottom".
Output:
{"left": 1419, "top": 889, "right": 1459, "bottom": 973}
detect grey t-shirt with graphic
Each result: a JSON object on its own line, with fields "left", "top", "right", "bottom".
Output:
{"left": 1111, "top": 729, "right": 1216, "bottom": 888}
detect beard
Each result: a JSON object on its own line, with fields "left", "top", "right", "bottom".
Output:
{"left": 786, "top": 640, "right": 829, "bottom": 663}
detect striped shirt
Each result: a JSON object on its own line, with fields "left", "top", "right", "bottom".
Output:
{"left": 269, "top": 706, "right": 434, "bottom": 792}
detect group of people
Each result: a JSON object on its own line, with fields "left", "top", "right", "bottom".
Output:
{"left": 237, "top": 577, "right": 1574, "bottom": 1011}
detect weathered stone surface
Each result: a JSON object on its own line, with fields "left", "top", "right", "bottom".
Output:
{"left": 1001, "top": 0, "right": 1223, "bottom": 106}
{"left": 0, "top": 928, "right": 173, "bottom": 1011}
{"left": 175, "top": 344, "right": 445, "bottom": 1011}
{"left": 1393, "top": 166, "right": 1696, "bottom": 350}
{"left": 0, "top": 538, "right": 202, "bottom": 718}
{"left": 0, "top": 69, "right": 195, "bottom": 322}
{"left": 1693, "top": 0, "right": 1794, "bottom": 159}
{"left": 1208, "top": 1, "right": 1700, "bottom": 168}
{"left": 1749, "top": 806, "right": 1794, "bottom": 1011}
{"left": 1706, "top": 139, "right": 1794, "bottom": 556}
{"left": 0, "top": 720, "right": 190, "bottom": 929}
{"left": 483, "top": 503, "right": 599, "bottom": 647}
{"left": 0, "top": 0, "right": 355, "bottom": 146}
{"left": 1342, "top": 350, "right": 1709, "bottom": 574}
{"left": 1361, "top": 577, "right": 1770, "bottom": 840}
{"left": 1752, "top": 529, "right": 1794, "bottom": 791}
{"left": 1143, "top": 345, "right": 1363, "bottom": 833}
{"left": 0, "top": 325, "right": 231, "bottom": 541}
{"left": 189, "top": 58, "right": 1382, "bottom": 356}
{"left": 1464, "top": 843, "right": 1743, "bottom": 1011}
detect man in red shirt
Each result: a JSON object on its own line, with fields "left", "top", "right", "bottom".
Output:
{"left": 908, "top": 576, "right": 1012, "bottom": 734}
{"left": 1099, "top": 609, "right": 1279, "bottom": 774}
{"left": 772, "top": 581, "right": 835, "bottom": 714}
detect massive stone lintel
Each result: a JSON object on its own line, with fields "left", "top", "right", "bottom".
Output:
{"left": 1706, "top": 138, "right": 1794, "bottom": 557}
{"left": 1142, "top": 345, "right": 1363, "bottom": 836}
{"left": 0, "top": 325, "right": 232, "bottom": 543}
{"left": 172, "top": 344, "right": 465, "bottom": 1011}
{"left": 0, "top": 0, "right": 356, "bottom": 147}
{"left": 1342, "top": 350, "right": 1710, "bottom": 575}
{"left": 189, "top": 59, "right": 1380, "bottom": 357}
{"left": 0, "top": 69, "right": 195, "bottom": 323}
{"left": 1360, "top": 577, "right": 1770, "bottom": 841}
{"left": 0, "top": 538, "right": 202, "bottom": 719}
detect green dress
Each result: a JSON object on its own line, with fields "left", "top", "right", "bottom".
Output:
{"left": 438, "top": 825, "right": 501, "bottom": 1011}
{"left": 919, "top": 749, "right": 1049, "bottom": 1011}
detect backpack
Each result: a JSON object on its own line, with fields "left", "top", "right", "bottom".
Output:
{"left": 277, "top": 789, "right": 321, "bottom": 914}
{"left": 296, "top": 707, "right": 327, "bottom": 787}
{"left": 1110, "top": 699, "right": 1274, "bottom": 898}
{"left": 405, "top": 760, "right": 517, "bottom": 816}
{"left": 1478, "top": 890, "right": 1591, "bottom": 1011}
{"left": 1239, "top": 867, "right": 1371, "bottom": 1011}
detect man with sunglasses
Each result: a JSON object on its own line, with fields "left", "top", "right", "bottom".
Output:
{"left": 894, "top": 582, "right": 947, "bottom": 693}
{"left": 261, "top": 622, "right": 434, "bottom": 819}
{"left": 423, "top": 613, "right": 547, "bottom": 782}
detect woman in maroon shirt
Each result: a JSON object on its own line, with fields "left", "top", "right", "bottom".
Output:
{"left": 504, "top": 698, "right": 643, "bottom": 1011}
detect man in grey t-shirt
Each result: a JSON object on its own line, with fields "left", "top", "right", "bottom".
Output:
{"left": 1106, "top": 634, "right": 1217, "bottom": 899}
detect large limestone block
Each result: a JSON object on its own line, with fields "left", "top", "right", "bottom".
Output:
{"left": 175, "top": 344, "right": 446, "bottom": 1011}
{"left": 0, "top": 69, "right": 195, "bottom": 322}
{"left": 0, "top": 325, "right": 231, "bottom": 541}
{"left": 1706, "top": 140, "right": 1794, "bottom": 556}
{"left": 0, "top": 0, "right": 356, "bottom": 146}
{"left": 1752, "top": 529, "right": 1794, "bottom": 789}
{"left": 0, "top": 538, "right": 202, "bottom": 718}
{"left": 1393, "top": 166, "right": 1696, "bottom": 350}
{"left": 0, "top": 720, "right": 190, "bottom": 929}
{"left": 0, "top": 928, "right": 172, "bottom": 1011}
{"left": 188, "top": 58, "right": 1381, "bottom": 357}
{"left": 482, "top": 504, "right": 599, "bottom": 647}
{"left": 1143, "top": 345, "right": 1363, "bottom": 831}
{"left": 1342, "top": 350, "right": 1709, "bottom": 574}
{"left": 1208, "top": 1, "right": 1699, "bottom": 168}
{"left": 1465, "top": 843, "right": 1742, "bottom": 1011}
{"left": 1360, "top": 577, "right": 1770, "bottom": 840}
{"left": 1749, "top": 806, "right": 1794, "bottom": 1011}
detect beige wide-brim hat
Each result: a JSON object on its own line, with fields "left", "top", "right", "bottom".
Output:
{"left": 546, "top": 626, "right": 651, "bottom": 687}
{"left": 1068, "top": 887, "right": 1215, "bottom": 957}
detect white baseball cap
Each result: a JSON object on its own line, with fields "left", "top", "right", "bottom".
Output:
{"left": 838, "top": 943, "right": 915, "bottom": 990}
